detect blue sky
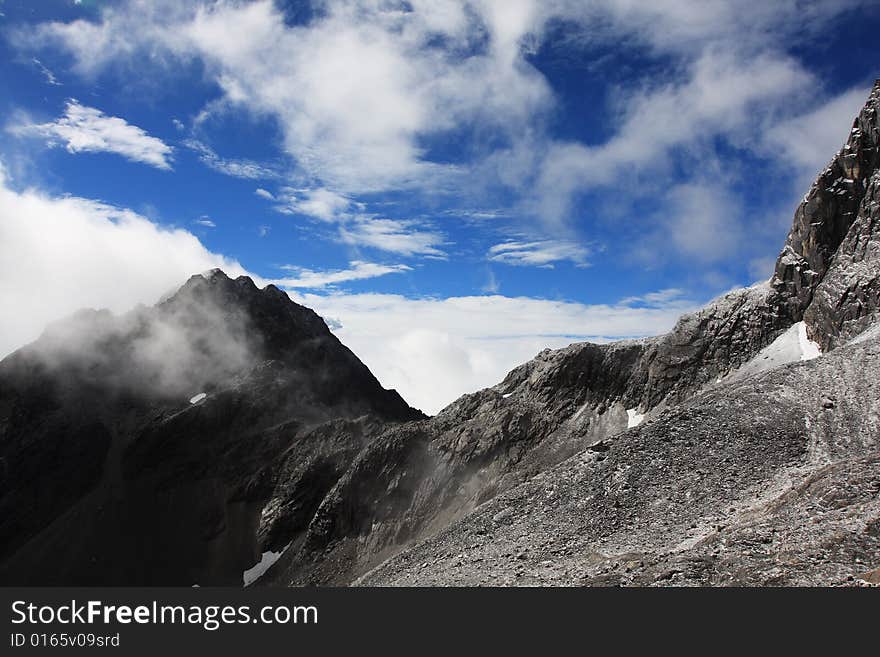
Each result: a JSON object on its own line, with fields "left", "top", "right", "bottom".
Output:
{"left": 1, "top": 0, "right": 878, "bottom": 412}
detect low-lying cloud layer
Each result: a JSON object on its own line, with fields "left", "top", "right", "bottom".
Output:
{"left": 290, "top": 288, "right": 697, "bottom": 414}
{"left": 0, "top": 165, "right": 245, "bottom": 356}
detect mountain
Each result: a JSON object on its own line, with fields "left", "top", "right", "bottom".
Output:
{"left": 265, "top": 80, "right": 880, "bottom": 586}
{"left": 1, "top": 81, "right": 879, "bottom": 587}
{"left": 0, "top": 271, "right": 421, "bottom": 585}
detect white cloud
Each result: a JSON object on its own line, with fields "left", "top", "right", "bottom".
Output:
{"left": 481, "top": 268, "right": 500, "bottom": 294}
{"left": 254, "top": 187, "right": 274, "bottom": 201}
{"left": 0, "top": 164, "right": 246, "bottom": 357}
{"left": 658, "top": 182, "right": 744, "bottom": 264}
{"left": 17, "top": 99, "right": 173, "bottom": 169}
{"left": 338, "top": 217, "right": 446, "bottom": 258}
{"left": 274, "top": 187, "right": 353, "bottom": 221}
{"left": 273, "top": 260, "right": 411, "bottom": 289}
{"left": 291, "top": 288, "right": 700, "bottom": 414}
{"left": 488, "top": 239, "right": 589, "bottom": 267}
{"left": 193, "top": 217, "right": 215, "bottom": 227}
{"left": 619, "top": 288, "right": 688, "bottom": 307}
{"left": 183, "top": 138, "right": 277, "bottom": 180}
{"left": 761, "top": 85, "right": 871, "bottom": 188}
{"left": 26, "top": 0, "right": 551, "bottom": 193}
{"left": 25, "top": 0, "right": 875, "bottom": 239}
{"left": 267, "top": 186, "right": 447, "bottom": 257}
{"left": 531, "top": 50, "right": 813, "bottom": 223}
{"left": 0, "top": 162, "right": 699, "bottom": 417}
{"left": 32, "top": 58, "right": 61, "bottom": 86}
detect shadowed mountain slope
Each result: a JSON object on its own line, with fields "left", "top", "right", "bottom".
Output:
{"left": 0, "top": 271, "right": 421, "bottom": 585}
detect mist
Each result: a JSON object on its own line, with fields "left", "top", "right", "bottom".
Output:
{"left": 11, "top": 274, "right": 261, "bottom": 402}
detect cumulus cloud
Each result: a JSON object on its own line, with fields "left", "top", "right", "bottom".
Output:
{"left": 272, "top": 260, "right": 411, "bottom": 289}
{"left": 254, "top": 187, "right": 274, "bottom": 200}
{"left": 0, "top": 162, "right": 698, "bottom": 415}
{"left": 16, "top": 100, "right": 173, "bottom": 169}
{"left": 25, "top": 0, "right": 549, "bottom": 194}
{"left": 488, "top": 239, "right": 589, "bottom": 267}
{"left": 290, "top": 288, "right": 699, "bottom": 414}
{"left": 0, "top": 165, "right": 246, "bottom": 356}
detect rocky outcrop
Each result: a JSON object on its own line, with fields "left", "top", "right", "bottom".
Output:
{"left": 803, "top": 85, "right": 880, "bottom": 349}
{"left": 773, "top": 81, "right": 880, "bottom": 324}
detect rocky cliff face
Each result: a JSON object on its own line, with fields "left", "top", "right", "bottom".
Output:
{"left": 2, "top": 83, "right": 879, "bottom": 588}
{"left": 360, "top": 327, "right": 880, "bottom": 586}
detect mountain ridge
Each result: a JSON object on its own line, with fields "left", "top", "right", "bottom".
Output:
{"left": 1, "top": 81, "right": 879, "bottom": 586}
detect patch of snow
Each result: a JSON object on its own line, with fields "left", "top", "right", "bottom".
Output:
{"left": 725, "top": 321, "right": 822, "bottom": 384}
{"left": 189, "top": 392, "right": 207, "bottom": 404}
{"left": 243, "top": 544, "right": 289, "bottom": 587}
{"left": 797, "top": 322, "right": 821, "bottom": 361}
{"left": 626, "top": 408, "right": 644, "bottom": 428}
{"left": 502, "top": 392, "right": 513, "bottom": 398}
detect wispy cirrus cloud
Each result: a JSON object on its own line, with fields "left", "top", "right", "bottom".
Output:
{"left": 338, "top": 218, "right": 446, "bottom": 258}
{"left": 15, "top": 99, "right": 173, "bottom": 170}
{"left": 256, "top": 184, "right": 447, "bottom": 258}
{"left": 183, "top": 138, "right": 278, "bottom": 180}
{"left": 31, "top": 57, "right": 61, "bottom": 86}
{"left": 488, "top": 239, "right": 589, "bottom": 268}
{"left": 273, "top": 260, "right": 411, "bottom": 289}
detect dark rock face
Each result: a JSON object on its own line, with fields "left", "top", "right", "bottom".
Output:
{"left": 775, "top": 82, "right": 880, "bottom": 325}
{"left": 0, "top": 270, "right": 421, "bottom": 585}
{"left": 804, "top": 85, "right": 880, "bottom": 349}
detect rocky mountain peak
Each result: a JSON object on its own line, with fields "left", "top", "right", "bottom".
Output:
{"left": 165, "top": 269, "right": 332, "bottom": 358}
{"left": 772, "top": 79, "right": 880, "bottom": 323}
